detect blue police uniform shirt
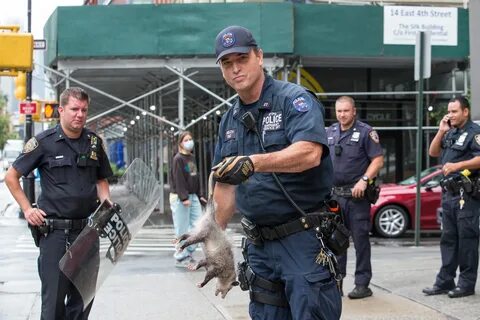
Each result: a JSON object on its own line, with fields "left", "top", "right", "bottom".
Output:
{"left": 13, "top": 125, "right": 113, "bottom": 219}
{"left": 213, "top": 74, "right": 333, "bottom": 225}
{"left": 441, "top": 120, "right": 480, "bottom": 175}
{"left": 326, "top": 120, "right": 383, "bottom": 186}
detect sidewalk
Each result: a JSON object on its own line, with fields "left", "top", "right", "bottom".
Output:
{"left": 1, "top": 216, "right": 479, "bottom": 320}
{"left": 92, "top": 243, "right": 480, "bottom": 320}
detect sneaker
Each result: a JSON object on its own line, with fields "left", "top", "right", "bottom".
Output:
{"left": 174, "top": 256, "right": 192, "bottom": 268}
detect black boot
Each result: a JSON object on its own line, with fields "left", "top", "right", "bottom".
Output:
{"left": 348, "top": 285, "right": 372, "bottom": 299}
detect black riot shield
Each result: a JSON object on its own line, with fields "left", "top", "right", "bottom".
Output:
{"left": 59, "top": 158, "right": 162, "bottom": 309}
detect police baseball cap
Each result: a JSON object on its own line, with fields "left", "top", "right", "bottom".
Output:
{"left": 215, "top": 26, "right": 258, "bottom": 63}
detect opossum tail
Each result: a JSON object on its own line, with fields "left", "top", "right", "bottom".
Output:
{"left": 205, "top": 172, "right": 216, "bottom": 219}
{"left": 207, "top": 171, "right": 215, "bottom": 199}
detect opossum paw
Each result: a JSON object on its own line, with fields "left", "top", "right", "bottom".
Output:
{"left": 187, "top": 263, "right": 198, "bottom": 271}
{"left": 215, "top": 289, "right": 227, "bottom": 299}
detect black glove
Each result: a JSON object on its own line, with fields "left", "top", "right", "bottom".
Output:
{"left": 212, "top": 156, "right": 254, "bottom": 185}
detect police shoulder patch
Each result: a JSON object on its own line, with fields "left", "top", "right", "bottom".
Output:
{"left": 292, "top": 96, "right": 310, "bottom": 112}
{"left": 475, "top": 134, "right": 480, "bottom": 146}
{"left": 369, "top": 130, "right": 380, "bottom": 144}
{"left": 23, "top": 137, "right": 39, "bottom": 153}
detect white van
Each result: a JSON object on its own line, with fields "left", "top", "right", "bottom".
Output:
{"left": 2, "top": 139, "right": 24, "bottom": 170}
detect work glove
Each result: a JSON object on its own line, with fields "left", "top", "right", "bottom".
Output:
{"left": 212, "top": 156, "right": 254, "bottom": 185}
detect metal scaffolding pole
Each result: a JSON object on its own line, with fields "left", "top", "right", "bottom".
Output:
{"left": 178, "top": 67, "right": 184, "bottom": 129}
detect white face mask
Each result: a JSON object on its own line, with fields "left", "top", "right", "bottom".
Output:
{"left": 183, "top": 140, "right": 194, "bottom": 151}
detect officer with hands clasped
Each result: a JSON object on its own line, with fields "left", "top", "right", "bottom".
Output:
{"left": 326, "top": 96, "right": 384, "bottom": 299}
{"left": 5, "top": 87, "right": 113, "bottom": 319}
{"left": 423, "top": 96, "right": 480, "bottom": 298}
{"left": 211, "top": 25, "right": 341, "bottom": 320}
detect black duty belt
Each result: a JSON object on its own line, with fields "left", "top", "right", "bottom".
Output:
{"left": 333, "top": 188, "right": 352, "bottom": 198}
{"left": 46, "top": 218, "right": 88, "bottom": 231}
{"left": 258, "top": 214, "right": 325, "bottom": 241}
{"left": 332, "top": 185, "right": 354, "bottom": 198}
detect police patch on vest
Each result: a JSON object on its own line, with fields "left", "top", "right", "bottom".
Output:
{"left": 225, "top": 129, "right": 236, "bottom": 141}
{"left": 262, "top": 112, "right": 283, "bottom": 131}
{"left": 23, "top": 137, "right": 39, "bottom": 153}
{"left": 369, "top": 130, "right": 380, "bottom": 143}
{"left": 292, "top": 96, "right": 310, "bottom": 112}
{"left": 475, "top": 134, "right": 480, "bottom": 146}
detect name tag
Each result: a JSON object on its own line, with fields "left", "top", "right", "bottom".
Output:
{"left": 55, "top": 155, "right": 64, "bottom": 159}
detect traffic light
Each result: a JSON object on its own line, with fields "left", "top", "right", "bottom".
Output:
{"left": 0, "top": 26, "right": 33, "bottom": 72}
{"left": 43, "top": 102, "right": 59, "bottom": 120}
{"left": 14, "top": 71, "right": 27, "bottom": 101}
{"left": 32, "top": 100, "right": 42, "bottom": 122}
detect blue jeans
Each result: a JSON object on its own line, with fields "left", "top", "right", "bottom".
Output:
{"left": 170, "top": 193, "right": 202, "bottom": 261}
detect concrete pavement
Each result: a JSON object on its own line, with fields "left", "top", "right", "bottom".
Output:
{"left": 1, "top": 214, "right": 480, "bottom": 319}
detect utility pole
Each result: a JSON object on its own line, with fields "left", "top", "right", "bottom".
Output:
{"left": 23, "top": 0, "right": 35, "bottom": 210}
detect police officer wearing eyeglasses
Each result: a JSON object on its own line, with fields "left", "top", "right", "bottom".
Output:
{"left": 423, "top": 96, "right": 480, "bottom": 298}
{"left": 326, "top": 96, "right": 384, "bottom": 299}
{"left": 5, "top": 87, "right": 113, "bottom": 319}
{"left": 211, "top": 26, "right": 341, "bottom": 319}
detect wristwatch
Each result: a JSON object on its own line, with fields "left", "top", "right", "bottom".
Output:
{"left": 361, "top": 175, "right": 369, "bottom": 182}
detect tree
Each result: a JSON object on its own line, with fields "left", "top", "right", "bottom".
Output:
{"left": 0, "top": 93, "right": 13, "bottom": 150}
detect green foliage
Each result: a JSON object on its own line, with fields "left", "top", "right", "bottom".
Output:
{"left": 110, "top": 162, "right": 126, "bottom": 177}
{"left": 0, "top": 94, "right": 13, "bottom": 150}
{"left": 428, "top": 103, "right": 448, "bottom": 126}
{"left": 108, "top": 162, "right": 126, "bottom": 184}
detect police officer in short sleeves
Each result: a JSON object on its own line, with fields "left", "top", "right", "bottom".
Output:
{"left": 5, "top": 87, "right": 113, "bottom": 319}
{"left": 423, "top": 96, "right": 480, "bottom": 298}
{"left": 326, "top": 96, "right": 384, "bottom": 299}
{"left": 211, "top": 26, "right": 341, "bottom": 320}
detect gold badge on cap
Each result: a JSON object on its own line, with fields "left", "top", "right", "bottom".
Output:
{"left": 369, "top": 130, "right": 380, "bottom": 144}
{"left": 23, "top": 137, "right": 39, "bottom": 153}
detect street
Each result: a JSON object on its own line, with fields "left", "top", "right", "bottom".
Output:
{"left": 1, "top": 181, "right": 480, "bottom": 319}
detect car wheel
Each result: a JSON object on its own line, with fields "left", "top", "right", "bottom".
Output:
{"left": 374, "top": 205, "right": 409, "bottom": 238}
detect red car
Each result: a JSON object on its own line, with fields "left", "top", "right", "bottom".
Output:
{"left": 370, "top": 166, "right": 443, "bottom": 238}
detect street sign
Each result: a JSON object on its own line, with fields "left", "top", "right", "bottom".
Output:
{"left": 19, "top": 101, "right": 37, "bottom": 115}
{"left": 33, "top": 39, "right": 46, "bottom": 50}
{"left": 414, "top": 32, "right": 431, "bottom": 81}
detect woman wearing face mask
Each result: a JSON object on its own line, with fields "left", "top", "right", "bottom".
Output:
{"left": 169, "top": 131, "right": 207, "bottom": 267}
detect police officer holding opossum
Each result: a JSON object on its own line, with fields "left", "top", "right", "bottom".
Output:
{"left": 5, "top": 87, "right": 113, "bottom": 319}
{"left": 326, "top": 96, "right": 384, "bottom": 299}
{"left": 423, "top": 96, "right": 480, "bottom": 298}
{"left": 211, "top": 26, "right": 341, "bottom": 319}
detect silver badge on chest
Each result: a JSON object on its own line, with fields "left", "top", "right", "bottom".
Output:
{"left": 455, "top": 132, "right": 468, "bottom": 146}
{"left": 350, "top": 131, "right": 360, "bottom": 142}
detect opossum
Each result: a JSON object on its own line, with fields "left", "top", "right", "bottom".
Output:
{"left": 176, "top": 174, "right": 238, "bottom": 299}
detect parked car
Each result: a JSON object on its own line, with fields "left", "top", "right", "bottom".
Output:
{"left": 370, "top": 166, "right": 443, "bottom": 238}
{"left": 2, "top": 139, "right": 23, "bottom": 170}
